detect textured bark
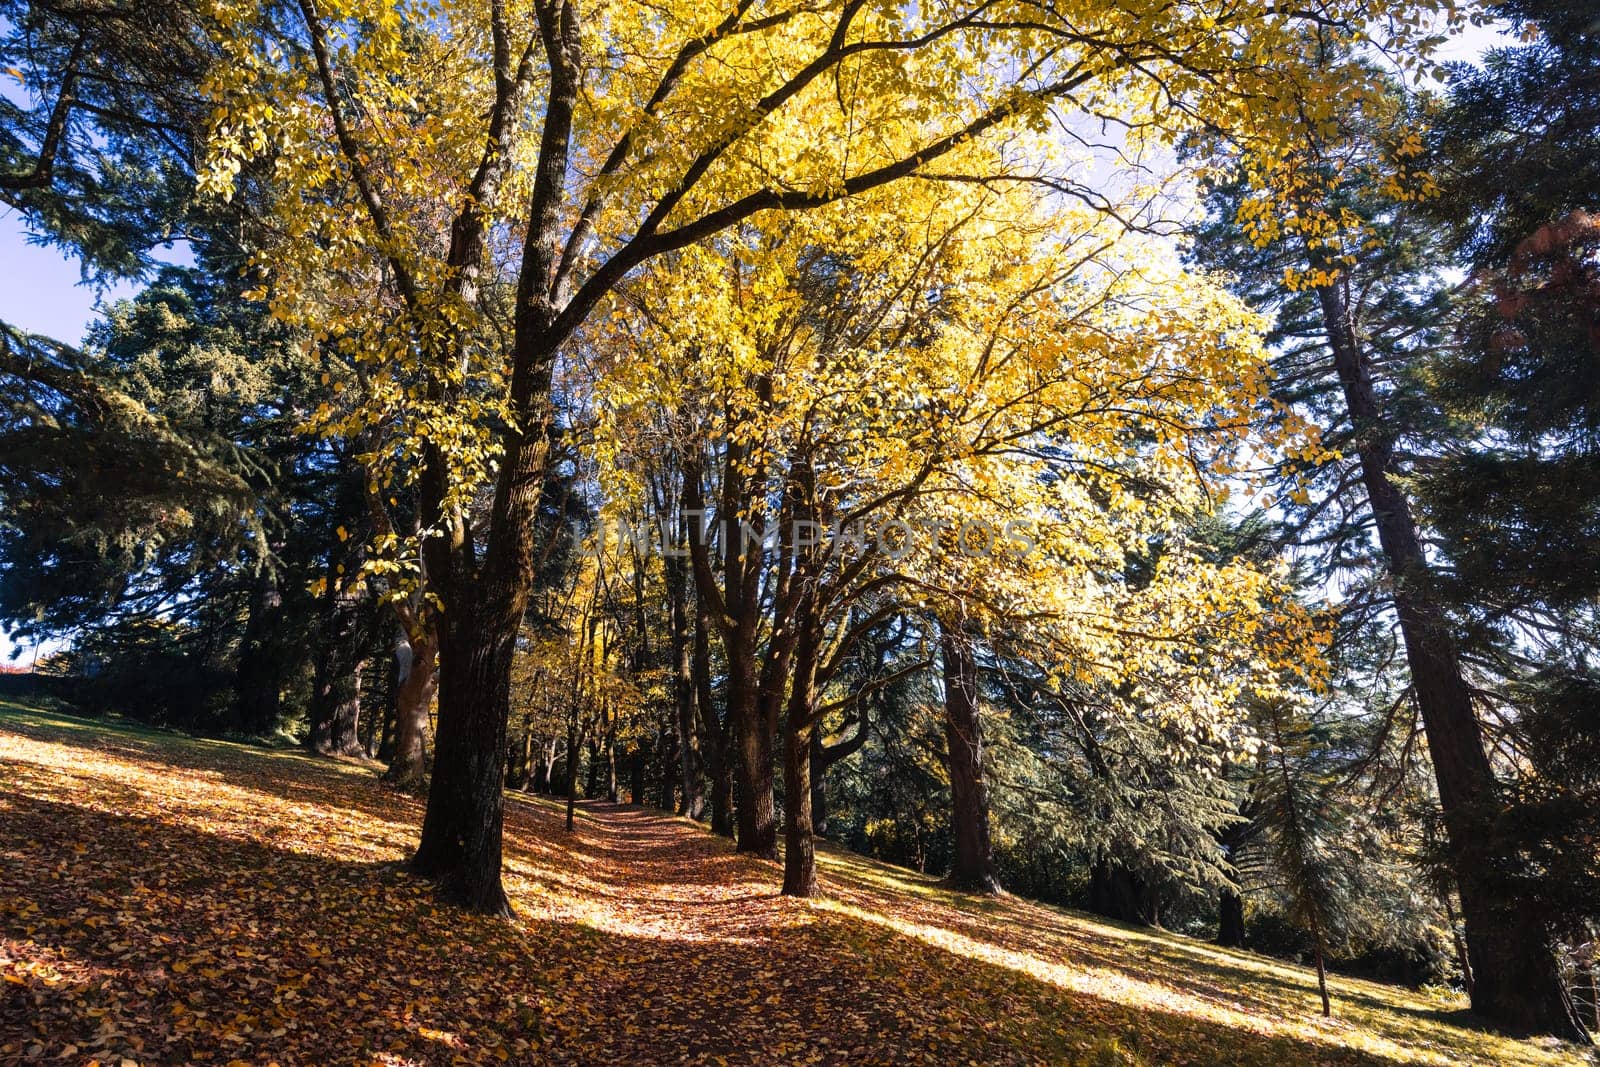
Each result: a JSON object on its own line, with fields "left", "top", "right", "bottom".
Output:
{"left": 384, "top": 628, "right": 435, "bottom": 789}
{"left": 730, "top": 648, "right": 778, "bottom": 858}
{"left": 1317, "top": 279, "right": 1588, "bottom": 1042}
{"left": 405, "top": 0, "right": 580, "bottom": 918}
{"left": 695, "top": 593, "right": 735, "bottom": 837}
{"left": 782, "top": 619, "right": 823, "bottom": 897}
{"left": 782, "top": 720, "right": 817, "bottom": 897}
{"left": 940, "top": 629, "right": 1000, "bottom": 894}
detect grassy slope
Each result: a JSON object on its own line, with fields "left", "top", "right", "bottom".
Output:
{"left": 0, "top": 699, "right": 1590, "bottom": 1067}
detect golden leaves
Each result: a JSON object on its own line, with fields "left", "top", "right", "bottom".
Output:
{"left": 1, "top": 706, "right": 1573, "bottom": 1067}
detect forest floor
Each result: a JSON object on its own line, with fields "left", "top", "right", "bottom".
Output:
{"left": 0, "top": 700, "right": 1592, "bottom": 1067}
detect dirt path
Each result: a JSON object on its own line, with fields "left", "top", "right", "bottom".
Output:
{"left": 2, "top": 707, "right": 1584, "bottom": 1067}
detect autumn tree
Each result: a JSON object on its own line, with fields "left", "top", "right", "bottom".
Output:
{"left": 196, "top": 0, "right": 1464, "bottom": 913}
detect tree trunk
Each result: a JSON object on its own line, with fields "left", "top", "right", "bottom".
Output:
{"left": 655, "top": 721, "right": 677, "bottom": 810}
{"left": 1314, "top": 928, "right": 1332, "bottom": 1017}
{"left": 674, "top": 630, "right": 704, "bottom": 818}
{"left": 782, "top": 623, "right": 823, "bottom": 897}
{"left": 407, "top": 13, "right": 578, "bottom": 913}
{"left": 384, "top": 626, "right": 436, "bottom": 789}
{"left": 695, "top": 595, "right": 735, "bottom": 837}
{"left": 1442, "top": 890, "right": 1474, "bottom": 998}
{"left": 506, "top": 727, "right": 533, "bottom": 791}
{"left": 325, "top": 658, "right": 365, "bottom": 756}
{"left": 1218, "top": 886, "right": 1247, "bottom": 948}
{"left": 535, "top": 737, "right": 556, "bottom": 794}
{"left": 233, "top": 567, "right": 284, "bottom": 735}
{"left": 783, "top": 719, "right": 818, "bottom": 896}
{"left": 630, "top": 747, "right": 646, "bottom": 805}
{"left": 809, "top": 729, "right": 830, "bottom": 839}
{"left": 1317, "top": 279, "right": 1588, "bottom": 1042}
{"left": 940, "top": 628, "right": 1000, "bottom": 894}
{"left": 584, "top": 737, "right": 601, "bottom": 798}
{"left": 729, "top": 640, "right": 778, "bottom": 858}
{"left": 605, "top": 707, "right": 619, "bottom": 803}
{"left": 565, "top": 703, "right": 580, "bottom": 833}
{"left": 310, "top": 576, "right": 366, "bottom": 758}
{"left": 410, "top": 617, "right": 517, "bottom": 915}
{"left": 1089, "top": 859, "right": 1160, "bottom": 926}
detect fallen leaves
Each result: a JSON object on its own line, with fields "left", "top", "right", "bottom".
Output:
{"left": 0, "top": 706, "right": 1587, "bottom": 1066}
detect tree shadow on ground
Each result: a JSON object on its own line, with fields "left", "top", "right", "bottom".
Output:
{"left": 2, "top": 709, "right": 1583, "bottom": 1066}
{"left": 3, "top": 789, "right": 1407, "bottom": 1067}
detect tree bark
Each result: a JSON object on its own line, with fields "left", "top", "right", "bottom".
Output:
{"left": 1314, "top": 928, "right": 1332, "bottom": 1017}
{"left": 730, "top": 643, "right": 778, "bottom": 857}
{"left": 782, "top": 617, "right": 823, "bottom": 896}
{"left": 695, "top": 589, "right": 735, "bottom": 837}
{"left": 1316, "top": 279, "right": 1588, "bottom": 1042}
{"left": 233, "top": 566, "right": 284, "bottom": 735}
{"left": 406, "top": 0, "right": 581, "bottom": 918}
{"left": 940, "top": 628, "right": 1000, "bottom": 894}
{"left": 309, "top": 544, "right": 367, "bottom": 758}
{"left": 1218, "top": 886, "right": 1247, "bottom": 948}
{"left": 783, "top": 719, "right": 818, "bottom": 897}
{"left": 384, "top": 626, "right": 436, "bottom": 789}
{"left": 630, "top": 747, "right": 646, "bottom": 805}
{"left": 655, "top": 720, "right": 677, "bottom": 810}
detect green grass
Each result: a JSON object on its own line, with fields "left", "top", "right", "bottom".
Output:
{"left": 2, "top": 698, "right": 1593, "bottom": 1066}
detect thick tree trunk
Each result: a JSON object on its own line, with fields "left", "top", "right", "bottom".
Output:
{"left": 1218, "top": 886, "right": 1247, "bottom": 948}
{"left": 729, "top": 639, "right": 778, "bottom": 857}
{"left": 384, "top": 627, "right": 436, "bottom": 789}
{"left": 411, "top": 617, "right": 516, "bottom": 915}
{"left": 233, "top": 567, "right": 284, "bottom": 735}
{"left": 309, "top": 547, "right": 365, "bottom": 756}
{"left": 325, "top": 658, "right": 365, "bottom": 756}
{"left": 406, "top": 0, "right": 581, "bottom": 915}
{"left": 940, "top": 629, "right": 1000, "bottom": 894}
{"left": 782, "top": 624, "right": 823, "bottom": 897}
{"left": 783, "top": 720, "right": 817, "bottom": 897}
{"left": 1317, "top": 280, "right": 1588, "bottom": 1042}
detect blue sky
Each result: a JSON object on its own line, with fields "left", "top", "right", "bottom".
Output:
{"left": 0, "top": 210, "right": 133, "bottom": 662}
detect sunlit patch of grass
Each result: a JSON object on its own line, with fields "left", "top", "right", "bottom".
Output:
{"left": 811, "top": 841, "right": 1588, "bottom": 1067}
{"left": 2, "top": 700, "right": 1593, "bottom": 1067}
